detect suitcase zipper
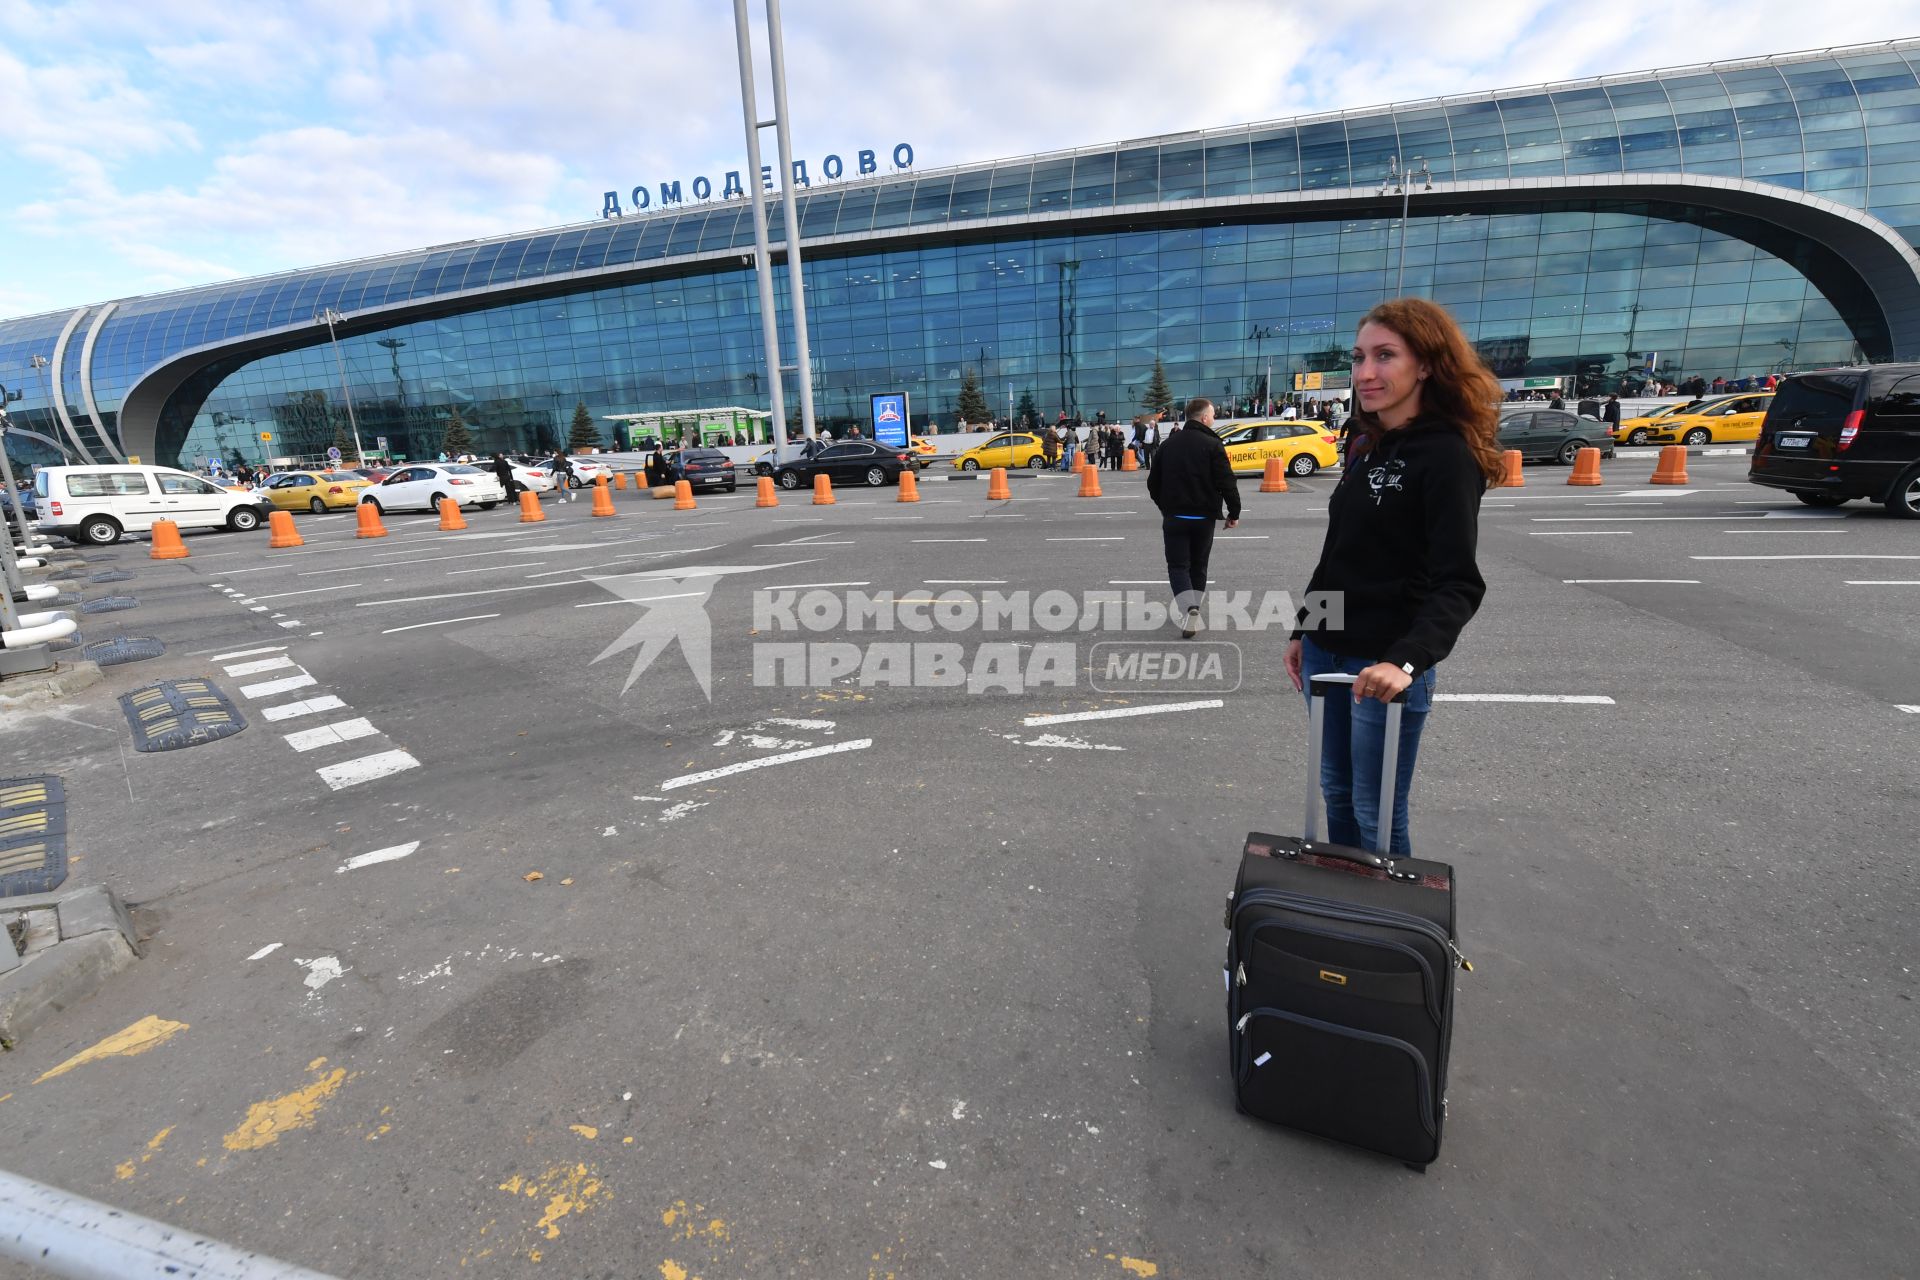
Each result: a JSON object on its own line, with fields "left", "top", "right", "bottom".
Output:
{"left": 1236, "top": 888, "right": 1471, "bottom": 971}
{"left": 1244, "top": 918, "right": 1441, "bottom": 1025}
{"left": 1234, "top": 1006, "right": 1437, "bottom": 1138}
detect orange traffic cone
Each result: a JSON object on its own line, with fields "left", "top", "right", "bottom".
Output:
{"left": 1121, "top": 447, "right": 1140, "bottom": 472}
{"left": 267, "top": 509, "right": 304, "bottom": 548}
{"left": 614, "top": 471, "right": 627, "bottom": 490}
{"left": 812, "top": 474, "right": 835, "bottom": 506}
{"left": 356, "top": 502, "right": 389, "bottom": 538}
{"left": 986, "top": 467, "right": 1011, "bottom": 500}
{"left": 1568, "top": 447, "right": 1603, "bottom": 486}
{"left": 149, "top": 518, "right": 189, "bottom": 559}
{"left": 898, "top": 469, "right": 920, "bottom": 503}
{"left": 673, "top": 480, "right": 698, "bottom": 510}
{"left": 1650, "top": 445, "right": 1690, "bottom": 485}
{"left": 518, "top": 490, "right": 546, "bottom": 523}
{"left": 591, "top": 475, "right": 616, "bottom": 517}
{"left": 1260, "top": 457, "right": 1289, "bottom": 493}
{"left": 756, "top": 475, "right": 779, "bottom": 508}
{"left": 438, "top": 497, "right": 467, "bottom": 530}
{"left": 1500, "top": 450, "right": 1525, "bottom": 488}
{"left": 1077, "top": 462, "right": 1103, "bottom": 498}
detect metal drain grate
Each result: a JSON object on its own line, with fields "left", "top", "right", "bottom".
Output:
{"left": 80, "top": 595, "right": 141, "bottom": 614}
{"left": 120, "top": 678, "right": 246, "bottom": 752}
{"left": 0, "top": 775, "right": 68, "bottom": 897}
{"left": 87, "top": 570, "right": 135, "bottom": 584}
{"left": 82, "top": 636, "right": 167, "bottom": 666}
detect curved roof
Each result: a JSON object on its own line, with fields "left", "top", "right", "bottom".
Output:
{"left": 5, "top": 37, "right": 1920, "bottom": 459}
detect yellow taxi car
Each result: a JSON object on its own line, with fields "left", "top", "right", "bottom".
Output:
{"left": 1216, "top": 419, "right": 1343, "bottom": 477}
{"left": 952, "top": 432, "right": 1046, "bottom": 470}
{"left": 262, "top": 469, "right": 371, "bottom": 513}
{"left": 1615, "top": 400, "right": 1700, "bottom": 445}
{"left": 908, "top": 436, "right": 938, "bottom": 468}
{"left": 1645, "top": 392, "right": 1774, "bottom": 445}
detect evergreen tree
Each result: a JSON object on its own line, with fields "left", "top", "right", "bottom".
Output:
{"left": 956, "top": 369, "right": 991, "bottom": 426}
{"left": 1144, "top": 357, "right": 1175, "bottom": 416}
{"left": 1015, "top": 389, "right": 1038, "bottom": 427}
{"left": 440, "top": 406, "right": 473, "bottom": 457}
{"left": 567, "top": 400, "right": 602, "bottom": 452}
{"left": 329, "top": 416, "right": 359, "bottom": 465}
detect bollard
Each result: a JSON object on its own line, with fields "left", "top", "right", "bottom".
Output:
{"left": 1499, "top": 450, "right": 1525, "bottom": 488}
{"left": 518, "top": 489, "right": 546, "bottom": 523}
{"left": 673, "top": 480, "right": 697, "bottom": 510}
{"left": 614, "top": 471, "right": 627, "bottom": 490}
{"left": 986, "top": 467, "right": 1011, "bottom": 500}
{"left": 355, "top": 502, "right": 390, "bottom": 537}
{"left": 756, "top": 475, "right": 779, "bottom": 508}
{"left": 1121, "top": 446, "right": 1140, "bottom": 472}
{"left": 812, "top": 474, "right": 835, "bottom": 506}
{"left": 1649, "top": 445, "right": 1690, "bottom": 485}
{"left": 591, "top": 475, "right": 617, "bottom": 517}
{"left": 1259, "top": 457, "right": 1289, "bottom": 493}
{"left": 267, "top": 510, "right": 304, "bottom": 548}
{"left": 437, "top": 497, "right": 467, "bottom": 530}
{"left": 897, "top": 470, "right": 920, "bottom": 503}
{"left": 148, "top": 519, "right": 189, "bottom": 559}
{"left": 1077, "top": 462, "right": 1103, "bottom": 498}
{"left": 1567, "top": 447, "right": 1603, "bottom": 486}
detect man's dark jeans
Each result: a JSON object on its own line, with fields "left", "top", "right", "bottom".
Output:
{"left": 1162, "top": 515, "right": 1215, "bottom": 612}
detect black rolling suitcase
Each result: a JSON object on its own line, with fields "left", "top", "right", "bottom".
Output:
{"left": 1225, "top": 672, "right": 1469, "bottom": 1167}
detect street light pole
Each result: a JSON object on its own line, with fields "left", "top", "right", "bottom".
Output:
{"left": 26, "top": 355, "right": 71, "bottom": 463}
{"left": 1380, "top": 156, "right": 1432, "bottom": 297}
{"left": 316, "top": 308, "right": 367, "bottom": 465}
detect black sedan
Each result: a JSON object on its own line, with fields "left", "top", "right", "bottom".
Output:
{"left": 670, "top": 448, "right": 738, "bottom": 492}
{"left": 771, "top": 441, "right": 912, "bottom": 490}
{"left": 1496, "top": 408, "right": 1617, "bottom": 464}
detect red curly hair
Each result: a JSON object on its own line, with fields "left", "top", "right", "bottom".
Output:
{"left": 1346, "top": 298, "right": 1505, "bottom": 486}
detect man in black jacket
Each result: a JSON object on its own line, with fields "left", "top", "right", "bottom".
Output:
{"left": 1147, "top": 397, "right": 1241, "bottom": 638}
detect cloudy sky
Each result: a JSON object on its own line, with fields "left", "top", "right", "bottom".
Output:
{"left": 1, "top": 0, "right": 1914, "bottom": 318}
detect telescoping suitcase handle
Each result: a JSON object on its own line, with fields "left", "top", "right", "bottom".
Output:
{"left": 1304, "top": 673, "right": 1411, "bottom": 874}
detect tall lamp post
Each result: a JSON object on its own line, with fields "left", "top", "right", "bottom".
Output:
{"left": 316, "top": 308, "right": 367, "bottom": 464}
{"left": 1249, "top": 323, "right": 1279, "bottom": 413}
{"left": 25, "top": 354, "right": 72, "bottom": 463}
{"left": 1380, "top": 156, "right": 1432, "bottom": 297}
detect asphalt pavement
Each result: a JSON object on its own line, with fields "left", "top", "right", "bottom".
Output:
{"left": 1, "top": 455, "right": 1914, "bottom": 1278}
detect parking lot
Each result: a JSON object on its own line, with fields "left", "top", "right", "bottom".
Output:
{"left": 2, "top": 451, "right": 1915, "bottom": 1278}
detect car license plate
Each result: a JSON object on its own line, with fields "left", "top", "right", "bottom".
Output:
{"left": 1775, "top": 436, "right": 1810, "bottom": 448}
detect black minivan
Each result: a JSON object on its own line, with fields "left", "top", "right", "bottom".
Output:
{"left": 1749, "top": 364, "right": 1920, "bottom": 517}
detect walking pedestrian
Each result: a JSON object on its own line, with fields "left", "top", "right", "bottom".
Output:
{"left": 1042, "top": 424, "right": 1060, "bottom": 470}
{"left": 1283, "top": 298, "right": 1502, "bottom": 856}
{"left": 1147, "top": 397, "right": 1240, "bottom": 639}
{"left": 490, "top": 451, "right": 520, "bottom": 498}
{"left": 549, "top": 448, "right": 575, "bottom": 501}
{"left": 1059, "top": 422, "right": 1077, "bottom": 471}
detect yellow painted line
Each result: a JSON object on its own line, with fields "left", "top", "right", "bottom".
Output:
{"left": 222, "top": 1058, "right": 352, "bottom": 1150}
{"left": 35, "top": 1016, "right": 189, "bottom": 1083}
{"left": 569, "top": 1124, "right": 598, "bottom": 1140}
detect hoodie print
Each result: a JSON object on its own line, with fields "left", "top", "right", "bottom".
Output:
{"left": 1366, "top": 458, "right": 1407, "bottom": 505}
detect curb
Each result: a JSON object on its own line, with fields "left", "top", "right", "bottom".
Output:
{"left": 0, "top": 661, "right": 103, "bottom": 711}
{"left": 1, "top": 885, "right": 142, "bottom": 1049}
{"left": 1614, "top": 445, "right": 1754, "bottom": 458}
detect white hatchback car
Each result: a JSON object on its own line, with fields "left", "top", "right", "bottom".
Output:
{"left": 34, "top": 464, "right": 272, "bottom": 545}
{"left": 358, "top": 463, "right": 507, "bottom": 513}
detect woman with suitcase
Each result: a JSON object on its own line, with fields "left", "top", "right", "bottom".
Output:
{"left": 1283, "top": 298, "right": 1505, "bottom": 856}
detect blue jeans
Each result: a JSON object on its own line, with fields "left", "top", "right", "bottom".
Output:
{"left": 1299, "top": 635, "right": 1436, "bottom": 856}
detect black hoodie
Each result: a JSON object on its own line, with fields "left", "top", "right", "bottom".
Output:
{"left": 1291, "top": 418, "right": 1487, "bottom": 673}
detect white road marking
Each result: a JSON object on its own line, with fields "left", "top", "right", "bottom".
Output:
{"left": 250, "top": 583, "right": 364, "bottom": 601}
{"left": 211, "top": 645, "right": 287, "bottom": 661}
{"left": 660, "top": 738, "right": 873, "bottom": 791}
{"left": 871, "top": 516, "right": 924, "bottom": 520}
{"left": 759, "top": 717, "right": 835, "bottom": 730}
{"left": 1108, "top": 580, "right": 1164, "bottom": 584}
{"left": 240, "top": 673, "right": 317, "bottom": 698}
{"left": 1046, "top": 536, "right": 1124, "bottom": 542}
{"left": 337, "top": 841, "right": 420, "bottom": 873}
{"left": 1896, "top": 705, "right": 1920, "bottom": 713}
{"left": 381, "top": 613, "right": 502, "bottom": 633}
{"left": 1215, "top": 535, "right": 1270, "bottom": 540}
{"left": 1563, "top": 579, "right": 1699, "bottom": 584}
{"left": 1435, "top": 694, "right": 1617, "bottom": 704}
{"left": 925, "top": 580, "right": 1007, "bottom": 585}
{"left": 754, "top": 540, "right": 854, "bottom": 546}
{"left": 913, "top": 538, "right": 987, "bottom": 543}
{"left": 317, "top": 750, "right": 421, "bottom": 789}
{"left": 224, "top": 655, "right": 296, "bottom": 676}
{"left": 1020, "top": 733, "right": 1125, "bottom": 751}
{"left": 1613, "top": 488, "right": 1694, "bottom": 496}
{"left": 248, "top": 605, "right": 270, "bottom": 612}
{"left": 1533, "top": 516, "right": 1762, "bottom": 522}
{"left": 1530, "top": 531, "right": 1632, "bottom": 536}
{"left": 246, "top": 942, "right": 283, "bottom": 961}
{"left": 1845, "top": 580, "right": 1920, "bottom": 585}
{"left": 760, "top": 581, "right": 870, "bottom": 589}
{"left": 295, "top": 955, "right": 348, "bottom": 991}
{"left": 285, "top": 717, "right": 379, "bottom": 752}
{"left": 1583, "top": 502, "right": 1665, "bottom": 507}
{"left": 261, "top": 695, "right": 347, "bottom": 721}
{"left": 447, "top": 562, "right": 547, "bottom": 574}
{"left": 1692, "top": 554, "right": 1920, "bottom": 561}
{"left": 574, "top": 592, "right": 702, "bottom": 608}
{"left": 1720, "top": 529, "right": 1848, "bottom": 534}
{"left": 1761, "top": 510, "right": 1848, "bottom": 520}
{"left": 354, "top": 579, "right": 595, "bottom": 607}
{"left": 1023, "top": 700, "right": 1223, "bottom": 727}
{"left": 276, "top": 619, "right": 304, "bottom": 628}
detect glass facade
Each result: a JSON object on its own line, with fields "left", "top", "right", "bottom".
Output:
{"left": 2, "top": 39, "right": 1918, "bottom": 467}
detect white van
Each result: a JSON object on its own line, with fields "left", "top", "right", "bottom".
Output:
{"left": 32, "top": 465, "right": 272, "bottom": 545}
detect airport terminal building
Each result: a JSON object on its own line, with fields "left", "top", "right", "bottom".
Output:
{"left": 4, "top": 39, "right": 1920, "bottom": 469}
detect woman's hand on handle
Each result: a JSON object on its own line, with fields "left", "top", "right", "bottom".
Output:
{"left": 1353, "top": 661, "right": 1413, "bottom": 703}
{"left": 1284, "top": 638, "right": 1304, "bottom": 692}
